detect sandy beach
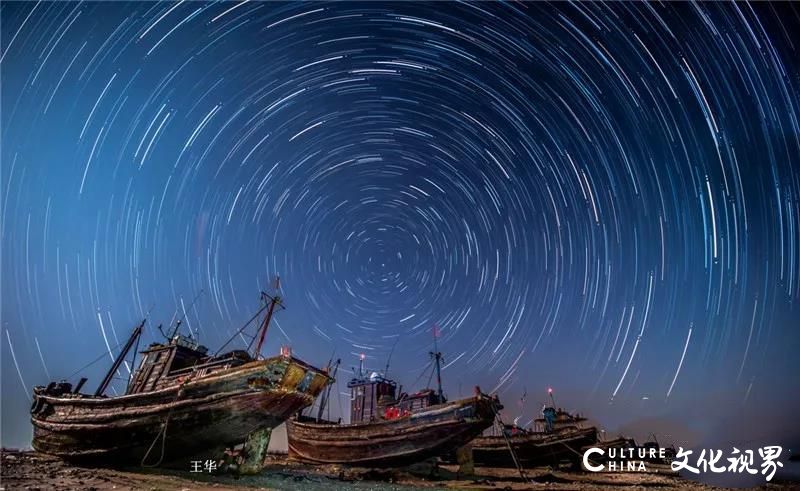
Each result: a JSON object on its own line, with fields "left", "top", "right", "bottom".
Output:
{"left": 3, "top": 449, "right": 798, "bottom": 491}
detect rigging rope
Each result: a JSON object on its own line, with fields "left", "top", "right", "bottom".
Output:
{"left": 407, "top": 359, "right": 433, "bottom": 392}
{"left": 140, "top": 371, "right": 196, "bottom": 467}
{"left": 214, "top": 302, "right": 270, "bottom": 356}
{"left": 65, "top": 340, "right": 125, "bottom": 380}
{"left": 492, "top": 405, "right": 528, "bottom": 482}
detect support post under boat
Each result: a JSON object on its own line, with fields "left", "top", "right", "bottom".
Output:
{"left": 455, "top": 444, "right": 475, "bottom": 478}
{"left": 239, "top": 427, "right": 272, "bottom": 474}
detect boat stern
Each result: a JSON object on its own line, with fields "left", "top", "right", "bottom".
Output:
{"left": 276, "top": 355, "right": 332, "bottom": 401}
{"left": 471, "top": 389, "right": 502, "bottom": 424}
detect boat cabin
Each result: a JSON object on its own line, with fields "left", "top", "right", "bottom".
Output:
{"left": 347, "top": 372, "right": 446, "bottom": 423}
{"left": 36, "top": 289, "right": 288, "bottom": 400}
{"left": 347, "top": 373, "right": 397, "bottom": 423}
{"left": 533, "top": 408, "right": 587, "bottom": 432}
{"left": 396, "top": 389, "right": 444, "bottom": 412}
{"left": 127, "top": 334, "right": 250, "bottom": 394}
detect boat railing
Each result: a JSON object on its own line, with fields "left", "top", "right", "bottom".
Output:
{"left": 164, "top": 353, "right": 250, "bottom": 379}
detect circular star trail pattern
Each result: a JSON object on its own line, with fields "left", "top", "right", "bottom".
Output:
{"left": 1, "top": 2, "right": 799, "bottom": 441}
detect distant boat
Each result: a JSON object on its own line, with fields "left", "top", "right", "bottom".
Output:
{"left": 532, "top": 407, "right": 590, "bottom": 432}
{"left": 31, "top": 285, "right": 331, "bottom": 471}
{"left": 637, "top": 434, "right": 677, "bottom": 463}
{"left": 464, "top": 393, "right": 599, "bottom": 468}
{"left": 287, "top": 348, "right": 500, "bottom": 467}
{"left": 586, "top": 436, "right": 637, "bottom": 455}
{"left": 469, "top": 424, "right": 598, "bottom": 468}
{"left": 579, "top": 435, "right": 678, "bottom": 474}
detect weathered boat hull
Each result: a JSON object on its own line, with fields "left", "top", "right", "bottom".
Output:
{"left": 286, "top": 395, "right": 498, "bottom": 467}
{"left": 470, "top": 426, "right": 598, "bottom": 468}
{"left": 31, "top": 356, "right": 329, "bottom": 466}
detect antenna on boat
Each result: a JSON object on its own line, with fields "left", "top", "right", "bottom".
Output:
{"left": 252, "top": 276, "right": 284, "bottom": 359}
{"left": 170, "top": 289, "right": 205, "bottom": 340}
{"left": 429, "top": 324, "right": 444, "bottom": 403}
{"left": 156, "top": 323, "right": 168, "bottom": 339}
{"left": 383, "top": 336, "right": 400, "bottom": 379}
{"left": 358, "top": 353, "right": 365, "bottom": 377}
{"left": 94, "top": 318, "right": 145, "bottom": 397}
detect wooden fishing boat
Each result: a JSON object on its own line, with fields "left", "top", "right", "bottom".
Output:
{"left": 470, "top": 425, "right": 599, "bottom": 468}
{"left": 287, "top": 349, "right": 501, "bottom": 467}
{"left": 288, "top": 391, "right": 498, "bottom": 467}
{"left": 31, "top": 286, "right": 331, "bottom": 471}
{"left": 461, "top": 392, "right": 599, "bottom": 469}
{"left": 533, "top": 406, "right": 590, "bottom": 433}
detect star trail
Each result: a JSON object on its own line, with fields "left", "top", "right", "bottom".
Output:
{"left": 1, "top": 1, "right": 799, "bottom": 452}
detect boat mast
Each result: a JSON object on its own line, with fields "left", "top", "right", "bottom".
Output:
{"left": 430, "top": 326, "right": 444, "bottom": 402}
{"left": 94, "top": 319, "right": 145, "bottom": 397}
{"left": 126, "top": 325, "right": 142, "bottom": 392}
{"left": 383, "top": 336, "right": 400, "bottom": 380}
{"left": 432, "top": 350, "right": 443, "bottom": 401}
{"left": 252, "top": 277, "right": 283, "bottom": 359}
{"left": 316, "top": 358, "right": 340, "bottom": 422}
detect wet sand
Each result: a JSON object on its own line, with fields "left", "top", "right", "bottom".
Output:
{"left": 2, "top": 449, "right": 796, "bottom": 490}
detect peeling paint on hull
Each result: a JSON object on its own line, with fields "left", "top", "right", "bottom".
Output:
{"left": 286, "top": 395, "right": 497, "bottom": 467}
{"left": 31, "top": 356, "right": 330, "bottom": 466}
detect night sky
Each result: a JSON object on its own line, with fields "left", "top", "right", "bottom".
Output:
{"left": 2, "top": 0, "right": 799, "bottom": 476}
